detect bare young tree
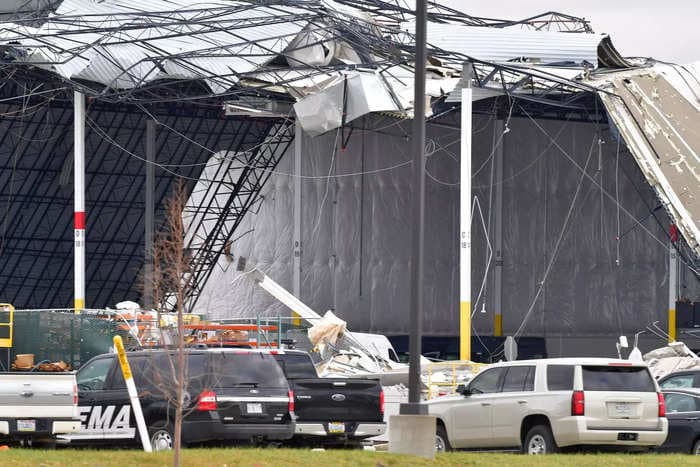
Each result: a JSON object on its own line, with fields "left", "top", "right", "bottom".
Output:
{"left": 150, "top": 179, "right": 190, "bottom": 466}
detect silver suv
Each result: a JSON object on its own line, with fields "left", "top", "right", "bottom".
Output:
{"left": 427, "top": 358, "right": 668, "bottom": 453}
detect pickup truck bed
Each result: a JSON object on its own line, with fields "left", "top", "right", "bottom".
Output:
{"left": 273, "top": 351, "right": 385, "bottom": 446}
{"left": 0, "top": 372, "right": 80, "bottom": 441}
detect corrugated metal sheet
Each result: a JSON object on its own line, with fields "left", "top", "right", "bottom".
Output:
{"left": 426, "top": 23, "right": 605, "bottom": 67}
{"left": 5, "top": 0, "right": 310, "bottom": 91}
{"left": 0, "top": 0, "right": 618, "bottom": 99}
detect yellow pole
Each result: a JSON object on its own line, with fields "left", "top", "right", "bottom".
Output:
{"left": 669, "top": 242, "right": 678, "bottom": 343}
{"left": 460, "top": 301, "right": 470, "bottom": 361}
{"left": 494, "top": 313, "right": 503, "bottom": 337}
{"left": 668, "top": 308, "right": 676, "bottom": 342}
{"left": 113, "top": 335, "right": 152, "bottom": 452}
{"left": 0, "top": 303, "right": 14, "bottom": 348}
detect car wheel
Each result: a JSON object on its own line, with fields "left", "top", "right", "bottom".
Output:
{"left": 523, "top": 425, "right": 558, "bottom": 455}
{"left": 693, "top": 439, "right": 700, "bottom": 455}
{"left": 149, "top": 420, "right": 174, "bottom": 451}
{"left": 435, "top": 425, "right": 452, "bottom": 452}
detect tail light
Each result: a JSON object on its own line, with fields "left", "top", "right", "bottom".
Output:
{"left": 658, "top": 392, "right": 666, "bottom": 417}
{"left": 379, "top": 390, "right": 385, "bottom": 414}
{"left": 197, "top": 390, "right": 217, "bottom": 411}
{"left": 288, "top": 390, "right": 295, "bottom": 413}
{"left": 571, "top": 390, "right": 585, "bottom": 416}
{"left": 73, "top": 383, "right": 78, "bottom": 406}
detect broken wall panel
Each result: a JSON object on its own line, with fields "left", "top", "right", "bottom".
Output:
{"left": 597, "top": 70, "right": 700, "bottom": 256}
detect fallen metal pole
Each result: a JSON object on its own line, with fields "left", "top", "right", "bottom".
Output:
{"left": 113, "top": 335, "right": 152, "bottom": 452}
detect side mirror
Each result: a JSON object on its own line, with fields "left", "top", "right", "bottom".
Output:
{"left": 457, "top": 384, "right": 470, "bottom": 396}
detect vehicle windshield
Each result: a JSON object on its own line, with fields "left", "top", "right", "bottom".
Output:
{"left": 273, "top": 354, "right": 317, "bottom": 379}
{"left": 210, "top": 353, "right": 287, "bottom": 387}
{"left": 76, "top": 357, "right": 113, "bottom": 391}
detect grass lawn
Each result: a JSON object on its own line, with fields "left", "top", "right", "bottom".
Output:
{"left": 0, "top": 449, "right": 696, "bottom": 467}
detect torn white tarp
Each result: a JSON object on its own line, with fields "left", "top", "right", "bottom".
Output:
{"left": 307, "top": 310, "right": 347, "bottom": 354}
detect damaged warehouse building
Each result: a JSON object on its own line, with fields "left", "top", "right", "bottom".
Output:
{"left": 0, "top": 0, "right": 697, "bottom": 360}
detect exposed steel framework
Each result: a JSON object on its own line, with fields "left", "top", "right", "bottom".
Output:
{"left": 0, "top": 1, "right": 616, "bottom": 310}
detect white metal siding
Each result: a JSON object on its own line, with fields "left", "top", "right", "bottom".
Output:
{"left": 426, "top": 24, "right": 604, "bottom": 67}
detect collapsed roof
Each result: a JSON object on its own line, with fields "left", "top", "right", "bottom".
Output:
{"left": 0, "top": 0, "right": 629, "bottom": 102}
{"left": 0, "top": 0, "right": 696, "bottom": 310}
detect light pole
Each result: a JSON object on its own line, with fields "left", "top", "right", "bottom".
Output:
{"left": 400, "top": 0, "right": 427, "bottom": 416}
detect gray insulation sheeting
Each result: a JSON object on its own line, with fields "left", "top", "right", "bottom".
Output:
{"left": 196, "top": 112, "right": 699, "bottom": 339}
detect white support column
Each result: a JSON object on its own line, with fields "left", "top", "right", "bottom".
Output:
{"left": 74, "top": 91, "right": 86, "bottom": 314}
{"left": 292, "top": 119, "right": 303, "bottom": 325}
{"left": 669, "top": 242, "right": 678, "bottom": 342}
{"left": 493, "top": 119, "right": 504, "bottom": 337}
{"left": 460, "top": 65, "right": 473, "bottom": 361}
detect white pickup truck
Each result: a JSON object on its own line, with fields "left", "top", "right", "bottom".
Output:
{"left": 0, "top": 372, "right": 80, "bottom": 444}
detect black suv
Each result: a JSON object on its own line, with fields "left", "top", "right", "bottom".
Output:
{"left": 61, "top": 348, "right": 294, "bottom": 449}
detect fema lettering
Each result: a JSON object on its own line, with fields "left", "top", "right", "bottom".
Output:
{"left": 79, "top": 405, "right": 134, "bottom": 435}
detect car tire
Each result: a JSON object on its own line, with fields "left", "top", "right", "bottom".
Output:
{"left": 693, "top": 438, "right": 700, "bottom": 455}
{"left": 523, "top": 424, "right": 558, "bottom": 455}
{"left": 435, "top": 425, "right": 452, "bottom": 452}
{"left": 148, "top": 419, "right": 175, "bottom": 452}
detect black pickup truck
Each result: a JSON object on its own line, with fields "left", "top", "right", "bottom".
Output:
{"left": 272, "top": 350, "right": 385, "bottom": 447}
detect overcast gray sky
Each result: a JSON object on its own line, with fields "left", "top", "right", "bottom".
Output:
{"left": 440, "top": 0, "right": 699, "bottom": 64}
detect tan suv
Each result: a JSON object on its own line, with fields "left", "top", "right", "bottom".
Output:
{"left": 428, "top": 358, "right": 668, "bottom": 454}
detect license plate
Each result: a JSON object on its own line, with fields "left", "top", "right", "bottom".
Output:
{"left": 618, "top": 432, "right": 638, "bottom": 441}
{"left": 615, "top": 402, "right": 632, "bottom": 416}
{"left": 246, "top": 403, "right": 262, "bottom": 414}
{"left": 328, "top": 422, "right": 345, "bottom": 433}
{"left": 17, "top": 419, "right": 35, "bottom": 432}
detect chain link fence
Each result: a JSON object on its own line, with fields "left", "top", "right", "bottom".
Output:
{"left": 0, "top": 311, "right": 338, "bottom": 371}
{"left": 0, "top": 309, "right": 136, "bottom": 371}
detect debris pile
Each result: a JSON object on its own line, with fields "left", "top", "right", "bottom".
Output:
{"left": 643, "top": 341, "right": 700, "bottom": 379}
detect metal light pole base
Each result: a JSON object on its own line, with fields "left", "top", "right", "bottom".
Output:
{"left": 388, "top": 414, "right": 436, "bottom": 458}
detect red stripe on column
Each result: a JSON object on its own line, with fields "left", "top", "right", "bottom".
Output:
{"left": 74, "top": 212, "right": 86, "bottom": 229}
